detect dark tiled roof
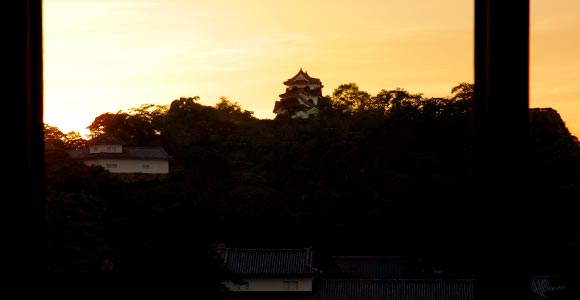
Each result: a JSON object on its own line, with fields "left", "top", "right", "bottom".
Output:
{"left": 274, "top": 97, "right": 317, "bottom": 112}
{"left": 283, "top": 69, "right": 322, "bottom": 86}
{"left": 530, "top": 276, "right": 566, "bottom": 300}
{"left": 317, "top": 279, "right": 473, "bottom": 300}
{"left": 230, "top": 279, "right": 473, "bottom": 300}
{"left": 273, "top": 101, "right": 283, "bottom": 113}
{"left": 222, "top": 248, "right": 316, "bottom": 276}
{"left": 278, "top": 95, "right": 319, "bottom": 109}
{"left": 67, "top": 147, "right": 172, "bottom": 160}
{"left": 230, "top": 278, "right": 560, "bottom": 300}
{"left": 231, "top": 291, "right": 312, "bottom": 300}
{"left": 125, "top": 147, "right": 172, "bottom": 159}
{"left": 326, "top": 256, "right": 401, "bottom": 279}
{"left": 89, "top": 133, "right": 125, "bottom": 145}
{"left": 279, "top": 86, "right": 323, "bottom": 99}
{"left": 531, "top": 277, "right": 550, "bottom": 300}
{"left": 297, "top": 98, "right": 318, "bottom": 108}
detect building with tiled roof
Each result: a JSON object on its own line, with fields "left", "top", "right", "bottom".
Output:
{"left": 274, "top": 68, "right": 324, "bottom": 119}
{"left": 66, "top": 133, "right": 172, "bottom": 181}
{"left": 229, "top": 278, "right": 474, "bottom": 300}
{"left": 220, "top": 247, "right": 318, "bottom": 292}
{"left": 219, "top": 246, "right": 566, "bottom": 300}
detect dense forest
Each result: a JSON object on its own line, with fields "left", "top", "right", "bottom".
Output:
{"left": 44, "top": 83, "right": 580, "bottom": 299}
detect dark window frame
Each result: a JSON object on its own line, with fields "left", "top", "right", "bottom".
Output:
{"left": 15, "top": 1, "right": 532, "bottom": 299}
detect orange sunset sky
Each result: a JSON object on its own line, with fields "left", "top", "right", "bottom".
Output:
{"left": 43, "top": 0, "right": 580, "bottom": 138}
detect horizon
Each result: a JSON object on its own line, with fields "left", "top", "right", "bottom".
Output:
{"left": 43, "top": 0, "right": 580, "bottom": 138}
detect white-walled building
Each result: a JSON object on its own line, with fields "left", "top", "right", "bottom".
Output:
{"left": 67, "top": 133, "right": 172, "bottom": 181}
{"left": 220, "top": 247, "right": 317, "bottom": 292}
{"left": 217, "top": 246, "right": 562, "bottom": 300}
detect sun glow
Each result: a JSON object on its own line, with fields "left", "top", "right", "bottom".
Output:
{"left": 43, "top": 0, "right": 580, "bottom": 138}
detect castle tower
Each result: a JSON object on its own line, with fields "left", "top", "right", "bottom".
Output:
{"left": 273, "top": 68, "right": 324, "bottom": 119}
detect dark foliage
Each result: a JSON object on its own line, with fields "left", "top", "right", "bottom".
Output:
{"left": 44, "top": 84, "right": 580, "bottom": 299}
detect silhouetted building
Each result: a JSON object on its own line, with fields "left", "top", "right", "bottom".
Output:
{"left": 273, "top": 68, "right": 324, "bottom": 119}
{"left": 219, "top": 246, "right": 565, "bottom": 300}
{"left": 66, "top": 133, "right": 172, "bottom": 182}
{"left": 220, "top": 247, "right": 318, "bottom": 292}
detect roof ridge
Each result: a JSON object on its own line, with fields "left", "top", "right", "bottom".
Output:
{"left": 321, "top": 278, "right": 475, "bottom": 281}
{"left": 226, "top": 247, "right": 312, "bottom": 251}
{"left": 126, "top": 146, "right": 166, "bottom": 149}
{"left": 331, "top": 255, "right": 401, "bottom": 258}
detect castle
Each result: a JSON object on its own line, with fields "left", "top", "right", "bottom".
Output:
{"left": 273, "top": 68, "right": 324, "bottom": 119}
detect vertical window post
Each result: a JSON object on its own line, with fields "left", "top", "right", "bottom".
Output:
{"left": 9, "top": 0, "right": 44, "bottom": 297}
{"left": 474, "top": 1, "right": 531, "bottom": 300}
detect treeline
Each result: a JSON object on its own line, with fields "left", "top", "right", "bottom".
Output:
{"left": 44, "top": 83, "right": 580, "bottom": 299}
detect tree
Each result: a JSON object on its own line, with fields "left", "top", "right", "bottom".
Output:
{"left": 450, "top": 82, "right": 474, "bottom": 103}
{"left": 214, "top": 96, "right": 256, "bottom": 122}
{"left": 87, "top": 103, "right": 168, "bottom": 146}
{"left": 44, "top": 124, "right": 88, "bottom": 150}
{"left": 162, "top": 96, "right": 206, "bottom": 151}
{"left": 330, "top": 83, "right": 372, "bottom": 113}
{"left": 123, "top": 104, "right": 167, "bottom": 146}
{"left": 273, "top": 97, "right": 305, "bottom": 120}
{"left": 372, "top": 88, "right": 423, "bottom": 117}
{"left": 128, "top": 103, "right": 168, "bottom": 126}
{"left": 44, "top": 144, "right": 125, "bottom": 299}
{"left": 128, "top": 103, "right": 168, "bottom": 138}
{"left": 420, "top": 97, "right": 450, "bottom": 118}
{"left": 162, "top": 96, "right": 239, "bottom": 160}
{"left": 87, "top": 112, "right": 130, "bottom": 139}
{"left": 448, "top": 82, "right": 474, "bottom": 115}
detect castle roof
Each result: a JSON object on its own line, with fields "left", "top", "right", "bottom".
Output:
{"left": 279, "top": 86, "right": 323, "bottom": 99}
{"left": 284, "top": 68, "right": 322, "bottom": 86}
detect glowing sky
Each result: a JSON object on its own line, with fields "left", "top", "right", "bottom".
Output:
{"left": 43, "top": 0, "right": 580, "bottom": 138}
